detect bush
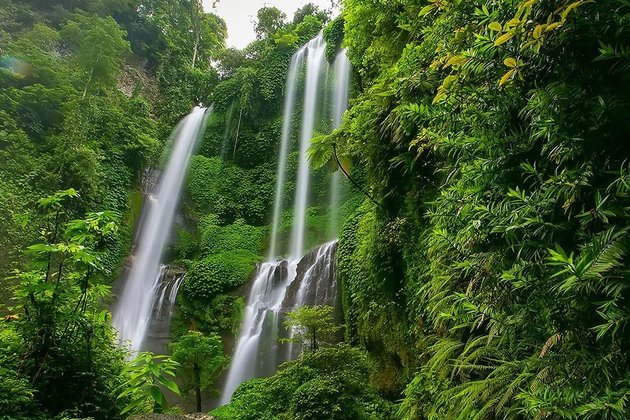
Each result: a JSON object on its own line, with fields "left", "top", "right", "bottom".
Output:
{"left": 201, "top": 219, "right": 265, "bottom": 256}
{"left": 214, "top": 345, "right": 395, "bottom": 420}
{"left": 183, "top": 250, "right": 259, "bottom": 301}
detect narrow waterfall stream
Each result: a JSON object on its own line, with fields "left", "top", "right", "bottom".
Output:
{"left": 219, "top": 40, "right": 352, "bottom": 404}
{"left": 291, "top": 32, "right": 328, "bottom": 259}
{"left": 113, "top": 106, "right": 210, "bottom": 353}
{"left": 268, "top": 47, "right": 307, "bottom": 259}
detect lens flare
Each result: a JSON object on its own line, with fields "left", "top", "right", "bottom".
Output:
{"left": 0, "top": 55, "right": 32, "bottom": 78}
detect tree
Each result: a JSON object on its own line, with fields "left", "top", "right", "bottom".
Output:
{"left": 283, "top": 305, "right": 340, "bottom": 352}
{"left": 61, "top": 14, "right": 130, "bottom": 98}
{"left": 293, "top": 3, "right": 329, "bottom": 25}
{"left": 6, "top": 189, "right": 127, "bottom": 417}
{"left": 255, "top": 7, "right": 286, "bottom": 39}
{"left": 170, "top": 331, "right": 228, "bottom": 412}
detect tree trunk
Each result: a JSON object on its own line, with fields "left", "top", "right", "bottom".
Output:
{"left": 82, "top": 67, "right": 94, "bottom": 100}
{"left": 194, "top": 363, "right": 201, "bottom": 412}
{"left": 192, "top": 34, "right": 199, "bottom": 69}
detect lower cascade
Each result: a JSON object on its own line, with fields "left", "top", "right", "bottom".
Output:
{"left": 220, "top": 241, "right": 340, "bottom": 404}
{"left": 143, "top": 265, "right": 185, "bottom": 354}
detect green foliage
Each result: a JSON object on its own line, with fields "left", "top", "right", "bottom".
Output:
{"left": 214, "top": 345, "right": 395, "bottom": 420}
{"left": 283, "top": 305, "right": 341, "bottom": 352}
{"left": 255, "top": 7, "right": 287, "bottom": 40}
{"left": 170, "top": 331, "right": 228, "bottom": 411}
{"left": 118, "top": 352, "right": 180, "bottom": 415}
{"left": 61, "top": 14, "right": 130, "bottom": 97}
{"left": 179, "top": 294, "right": 245, "bottom": 335}
{"left": 337, "top": 0, "right": 630, "bottom": 417}
{"left": 187, "top": 155, "right": 276, "bottom": 225}
{"left": 323, "top": 16, "right": 346, "bottom": 61}
{"left": 201, "top": 219, "right": 265, "bottom": 256}
{"left": 0, "top": 366, "right": 36, "bottom": 419}
{"left": 2, "top": 190, "right": 128, "bottom": 418}
{"left": 183, "top": 250, "right": 259, "bottom": 301}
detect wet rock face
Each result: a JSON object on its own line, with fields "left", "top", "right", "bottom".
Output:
{"left": 282, "top": 241, "right": 340, "bottom": 316}
{"left": 269, "top": 260, "right": 288, "bottom": 290}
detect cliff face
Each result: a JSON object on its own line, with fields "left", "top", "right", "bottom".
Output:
{"left": 282, "top": 242, "right": 341, "bottom": 318}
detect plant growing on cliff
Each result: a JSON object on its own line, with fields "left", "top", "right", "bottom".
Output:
{"left": 170, "top": 331, "right": 228, "bottom": 412}
{"left": 283, "top": 305, "right": 340, "bottom": 352}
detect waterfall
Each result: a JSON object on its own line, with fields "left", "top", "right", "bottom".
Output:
{"left": 220, "top": 260, "right": 297, "bottom": 403}
{"left": 113, "top": 106, "right": 209, "bottom": 353}
{"left": 290, "top": 33, "right": 327, "bottom": 259}
{"left": 142, "top": 267, "right": 185, "bottom": 354}
{"left": 220, "top": 36, "right": 352, "bottom": 405}
{"left": 268, "top": 47, "right": 307, "bottom": 259}
{"left": 220, "top": 101, "right": 236, "bottom": 160}
{"left": 220, "top": 242, "right": 340, "bottom": 404}
{"left": 285, "top": 241, "right": 339, "bottom": 357}
{"left": 328, "top": 49, "right": 351, "bottom": 238}
{"left": 332, "top": 49, "right": 351, "bottom": 129}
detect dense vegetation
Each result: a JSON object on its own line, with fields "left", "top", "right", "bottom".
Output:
{"left": 327, "top": 0, "right": 630, "bottom": 417}
{"left": 2, "top": 0, "right": 630, "bottom": 418}
{"left": 0, "top": 0, "right": 228, "bottom": 417}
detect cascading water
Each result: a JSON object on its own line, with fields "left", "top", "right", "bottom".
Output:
{"left": 220, "top": 260, "right": 297, "bottom": 403}
{"left": 220, "top": 101, "right": 236, "bottom": 160}
{"left": 113, "top": 106, "right": 209, "bottom": 353}
{"left": 142, "top": 266, "right": 185, "bottom": 354}
{"left": 291, "top": 32, "right": 327, "bottom": 259}
{"left": 220, "top": 36, "right": 351, "bottom": 405}
{"left": 284, "top": 241, "right": 340, "bottom": 357}
{"left": 328, "top": 49, "right": 352, "bottom": 238}
{"left": 268, "top": 47, "right": 307, "bottom": 260}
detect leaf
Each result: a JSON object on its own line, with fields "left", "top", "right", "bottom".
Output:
{"left": 420, "top": 5, "right": 434, "bottom": 16}
{"left": 546, "top": 22, "right": 562, "bottom": 31}
{"left": 499, "top": 69, "right": 516, "bottom": 86}
{"left": 432, "top": 87, "right": 447, "bottom": 104}
{"left": 504, "top": 57, "right": 517, "bottom": 68}
{"left": 533, "top": 24, "right": 543, "bottom": 39}
{"left": 488, "top": 22, "right": 502, "bottom": 32}
{"left": 338, "top": 156, "right": 351, "bottom": 173}
{"left": 506, "top": 18, "right": 521, "bottom": 28}
{"left": 157, "top": 376, "right": 181, "bottom": 395}
{"left": 561, "top": 1, "right": 584, "bottom": 21}
{"left": 149, "top": 384, "right": 167, "bottom": 408}
{"left": 447, "top": 55, "right": 467, "bottom": 66}
{"left": 494, "top": 32, "right": 515, "bottom": 46}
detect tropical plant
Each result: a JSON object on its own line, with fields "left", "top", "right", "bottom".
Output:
{"left": 170, "top": 331, "right": 228, "bottom": 412}
{"left": 117, "top": 352, "right": 180, "bottom": 415}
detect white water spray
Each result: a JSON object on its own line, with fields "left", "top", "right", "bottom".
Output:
{"left": 328, "top": 49, "right": 351, "bottom": 238}
{"left": 113, "top": 107, "right": 209, "bottom": 353}
{"left": 268, "top": 48, "right": 307, "bottom": 259}
{"left": 290, "top": 33, "right": 327, "bottom": 259}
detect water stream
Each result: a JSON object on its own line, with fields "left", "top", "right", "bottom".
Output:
{"left": 290, "top": 33, "right": 327, "bottom": 259}
{"left": 113, "top": 106, "right": 210, "bottom": 353}
{"left": 220, "top": 39, "right": 352, "bottom": 405}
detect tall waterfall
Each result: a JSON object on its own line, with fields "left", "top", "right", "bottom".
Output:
{"left": 220, "top": 36, "right": 351, "bottom": 405}
{"left": 328, "top": 49, "right": 351, "bottom": 238}
{"left": 268, "top": 47, "right": 307, "bottom": 260}
{"left": 290, "top": 33, "right": 327, "bottom": 259}
{"left": 113, "top": 107, "right": 209, "bottom": 353}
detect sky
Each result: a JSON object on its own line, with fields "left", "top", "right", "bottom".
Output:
{"left": 203, "top": 0, "right": 336, "bottom": 49}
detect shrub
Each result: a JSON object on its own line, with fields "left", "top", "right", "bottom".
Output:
{"left": 183, "top": 250, "right": 259, "bottom": 301}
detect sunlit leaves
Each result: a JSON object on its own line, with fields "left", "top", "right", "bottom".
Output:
{"left": 118, "top": 352, "right": 180, "bottom": 415}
